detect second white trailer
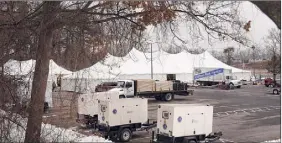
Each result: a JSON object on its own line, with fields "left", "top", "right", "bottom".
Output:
{"left": 76, "top": 91, "right": 120, "bottom": 127}
{"left": 153, "top": 104, "right": 221, "bottom": 143}
{"left": 97, "top": 98, "right": 150, "bottom": 142}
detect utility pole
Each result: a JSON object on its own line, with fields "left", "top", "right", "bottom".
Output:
{"left": 252, "top": 46, "right": 256, "bottom": 79}
{"left": 151, "top": 43, "right": 153, "bottom": 79}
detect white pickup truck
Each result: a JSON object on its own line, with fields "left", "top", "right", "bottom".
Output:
{"left": 107, "top": 79, "right": 193, "bottom": 101}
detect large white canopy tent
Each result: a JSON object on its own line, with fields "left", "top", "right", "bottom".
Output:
{"left": 4, "top": 59, "right": 72, "bottom": 107}
{"left": 107, "top": 48, "right": 251, "bottom": 81}
{"left": 61, "top": 48, "right": 251, "bottom": 92}
{"left": 4, "top": 48, "right": 251, "bottom": 94}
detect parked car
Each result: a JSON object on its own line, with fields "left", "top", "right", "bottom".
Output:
{"left": 273, "top": 88, "right": 281, "bottom": 95}
{"left": 94, "top": 82, "right": 118, "bottom": 92}
{"left": 264, "top": 78, "right": 273, "bottom": 87}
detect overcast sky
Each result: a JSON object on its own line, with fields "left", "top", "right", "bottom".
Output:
{"left": 143, "top": 1, "right": 279, "bottom": 53}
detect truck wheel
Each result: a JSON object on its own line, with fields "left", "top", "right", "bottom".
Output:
{"left": 120, "top": 128, "right": 132, "bottom": 142}
{"left": 273, "top": 89, "right": 279, "bottom": 95}
{"left": 229, "top": 83, "right": 234, "bottom": 89}
{"left": 164, "top": 93, "right": 173, "bottom": 101}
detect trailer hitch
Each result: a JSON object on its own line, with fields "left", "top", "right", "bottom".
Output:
{"left": 205, "top": 131, "right": 223, "bottom": 143}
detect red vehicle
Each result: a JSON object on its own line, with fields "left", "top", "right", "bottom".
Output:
{"left": 264, "top": 78, "right": 273, "bottom": 87}
{"left": 95, "top": 82, "right": 117, "bottom": 92}
{"left": 265, "top": 78, "right": 281, "bottom": 88}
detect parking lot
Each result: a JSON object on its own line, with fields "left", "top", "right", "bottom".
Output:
{"left": 129, "top": 85, "right": 281, "bottom": 142}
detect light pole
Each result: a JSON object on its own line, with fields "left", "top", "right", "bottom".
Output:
{"left": 251, "top": 45, "right": 255, "bottom": 79}
{"left": 151, "top": 43, "right": 153, "bottom": 79}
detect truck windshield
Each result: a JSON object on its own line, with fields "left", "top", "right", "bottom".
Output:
{"left": 117, "top": 81, "right": 125, "bottom": 88}
{"left": 231, "top": 76, "right": 237, "bottom": 80}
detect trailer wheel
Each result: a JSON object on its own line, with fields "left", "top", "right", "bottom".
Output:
{"left": 183, "top": 138, "right": 197, "bottom": 143}
{"left": 120, "top": 128, "right": 132, "bottom": 142}
{"left": 164, "top": 93, "right": 173, "bottom": 101}
{"left": 188, "top": 140, "right": 197, "bottom": 143}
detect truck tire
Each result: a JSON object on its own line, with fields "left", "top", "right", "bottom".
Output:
{"left": 119, "top": 128, "right": 132, "bottom": 142}
{"left": 229, "top": 83, "right": 234, "bottom": 89}
{"left": 164, "top": 93, "right": 173, "bottom": 101}
{"left": 273, "top": 89, "right": 279, "bottom": 95}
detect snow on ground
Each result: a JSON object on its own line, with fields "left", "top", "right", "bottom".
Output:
{"left": 0, "top": 110, "right": 111, "bottom": 142}
{"left": 262, "top": 139, "right": 281, "bottom": 143}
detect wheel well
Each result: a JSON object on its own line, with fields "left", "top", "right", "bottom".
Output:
{"left": 119, "top": 95, "right": 126, "bottom": 98}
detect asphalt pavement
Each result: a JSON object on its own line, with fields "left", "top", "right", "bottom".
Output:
{"left": 129, "top": 85, "right": 281, "bottom": 143}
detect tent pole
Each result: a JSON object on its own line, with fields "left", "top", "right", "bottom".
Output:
{"left": 151, "top": 43, "right": 153, "bottom": 79}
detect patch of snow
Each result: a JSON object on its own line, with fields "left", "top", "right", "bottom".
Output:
{"left": 77, "top": 136, "right": 112, "bottom": 142}
{"left": 0, "top": 110, "right": 111, "bottom": 142}
{"left": 262, "top": 139, "right": 281, "bottom": 143}
{"left": 42, "top": 114, "right": 57, "bottom": 118}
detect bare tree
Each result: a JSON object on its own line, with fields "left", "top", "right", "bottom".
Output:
{"left": 264, "top": 28, "right": 281, "bottom": 81}
{"left": 223, "top": 47, "right": 235, "bottom": 65}
{"left": 239, "top": 49, "right": 251, "bottom": 63}
{"left": 0, "top": 1, "right": 255, "bottom": 142}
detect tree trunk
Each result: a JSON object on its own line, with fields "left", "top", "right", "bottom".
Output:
{"left": 24, "top": 2, "right": 60, "bottom": 142}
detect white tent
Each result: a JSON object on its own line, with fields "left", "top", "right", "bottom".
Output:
{"left": 3, "top": 59, "right": 72, "bottom": 107}
{"left": 4, "top": 59, "right": 72, "bottom": 76}
{"left": 60, "top": 61, "right": 120, "bottom": 92}
{"left": 61, "top": 48, "right": 251, "bottom": 92}
{"left": 94, "top": 49, "right": 251, "bottom": 80}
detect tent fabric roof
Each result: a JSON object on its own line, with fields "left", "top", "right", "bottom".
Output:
{"left": 63, "top": 48, "right": 250, "bottom": 79}
{"left": 4, "top": 59, "right": 72, "bottom": 76}
{"left": 4, "top": 49, "right": 250, "bottom": 79}
{"left": 93, "top": 49, "right": 251, "bottom": 76}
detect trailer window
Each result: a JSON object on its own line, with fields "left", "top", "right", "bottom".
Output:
{"left": 167, "top": 74, "right": 176, "bottom": 81}
{"left": 162, "top": 111, "right": 169, "bottom": 119}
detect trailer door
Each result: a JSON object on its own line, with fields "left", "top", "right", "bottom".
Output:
{"left": 184, "top": 113, "right": 205, "bottom": 135}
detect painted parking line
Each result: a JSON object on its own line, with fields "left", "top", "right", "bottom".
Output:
{"left": 213, "top": 105, "right": 281, "bottom": 117}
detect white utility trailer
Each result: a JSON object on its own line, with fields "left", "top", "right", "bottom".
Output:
{"left": 76, "top": 91, "right": 120, "bottom": 128}
{"left": 97, "top": 98, "right": 156, "bottom": 142}
{"left": 152, "top": 104, "right": 222, "bottom": 143}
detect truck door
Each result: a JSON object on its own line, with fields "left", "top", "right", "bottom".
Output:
{"left": 125, "top": 81, "right": 134, "bottom": 97}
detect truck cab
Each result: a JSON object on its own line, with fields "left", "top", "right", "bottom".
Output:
{"left": 108, "top": 80, "right": 135, "bottom": 98}
{"left": 225, "top": 75, "right": 242, "bottom": 88}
